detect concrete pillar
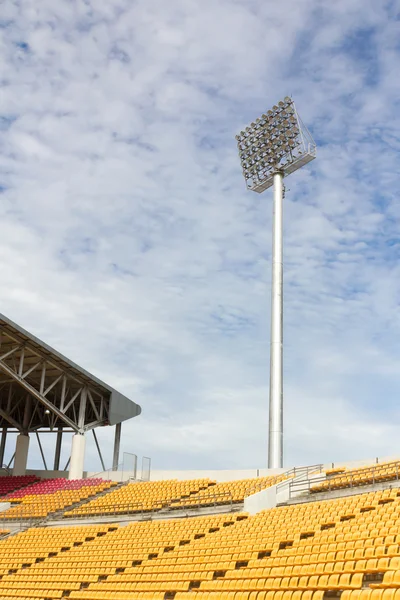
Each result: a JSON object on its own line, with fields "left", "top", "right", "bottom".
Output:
{"left": 13, "top": 434, "right": 30, "bottom": 476}
{"left": 68, "top": 433, "right": 86, "bottom": 480}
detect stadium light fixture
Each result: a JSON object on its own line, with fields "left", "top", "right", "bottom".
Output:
{"left": 235, "top": 97, "right": 316, "bottom": 469}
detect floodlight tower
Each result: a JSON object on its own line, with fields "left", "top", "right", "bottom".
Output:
{"left": 235, "top": 97, "right": 316, "bottom": 469}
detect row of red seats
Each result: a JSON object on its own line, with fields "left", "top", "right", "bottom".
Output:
{"left": 0, "top": 475, "right": 39, "bottom": 497}
{"left": 5, "top": 477, "right": 106, "bottom": 499}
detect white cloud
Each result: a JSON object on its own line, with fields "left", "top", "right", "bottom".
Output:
{"left": 1, "top": 0, "right": 400, "bottom": 473}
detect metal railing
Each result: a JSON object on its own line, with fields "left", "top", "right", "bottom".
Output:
{"left": 0, "top": 503, "right": 49, "bottom": 530}
{"left": 244, "top": 463, "right": 324, "bottom": 498}
{"left": 88, "top": 462, "right": 129, "bottom": 482}
{"left": 284, "top": 463, "right": 324, "bottom": 478}
{"left": 325, "top": 459, "right": 400, "bottom": 479}
{"left": 280, "top": 460, "right": 400, "bottom": 501}
{"left": 88, "top": 457, "right": 151, "bottom": 483}
{"left": 328, "top": 457, "right": 387, "bottom": 470}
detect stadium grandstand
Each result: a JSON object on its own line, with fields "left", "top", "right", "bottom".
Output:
{"left": 0, "top": 313, "right": 141, "bottom": 481}
{"left": 1, "top": 316, "right": 400, "bottom": 600}
{"left": 1, "top": 432, "right": 400, "bottom": 600}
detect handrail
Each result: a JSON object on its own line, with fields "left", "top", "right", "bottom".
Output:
{"left": 282, "top": 461, "right": 400, "bottom": 501}
{"left": 244, "top": 463, "right": 324, "bottom": 498}
{"left": 88, "top": 464, "right": 149, "bottom": 483}
{"left": 325, "top": 459, "right": 400, "bottom": 478}
{"left": 283, "top": 463, "right": 324, "bottom": 479}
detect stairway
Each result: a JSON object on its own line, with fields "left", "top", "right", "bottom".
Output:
{"left": 44, "top": 480, "right": 130, "bottom": 521}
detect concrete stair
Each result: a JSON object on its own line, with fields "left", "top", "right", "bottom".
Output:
{"left": 44, "top": 480, "right": 130, "bottom": 521}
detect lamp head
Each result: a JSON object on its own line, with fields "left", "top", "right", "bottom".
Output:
{"left": 236, "top": 96, "right": 316, "bottom": 193}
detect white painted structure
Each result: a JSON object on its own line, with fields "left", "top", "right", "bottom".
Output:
{"left": 13, "top": 434, "right": 30, "bottom": 476}
{"left": 0, "top": 313, "right": 141, "bottom": 481}
{"left": 69, "top": 434, "right": 86, "bottom": 480}
{"left": 244, "top": 472, "right": 326, "bottom": 514}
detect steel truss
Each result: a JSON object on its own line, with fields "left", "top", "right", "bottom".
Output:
{"left": 0, "top": 327, "right": 109, "bottom": 434}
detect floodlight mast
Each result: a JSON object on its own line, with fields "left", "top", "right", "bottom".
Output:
{"left": 235, "top": 97, "right": 316, "bottom": 469}
{"left": 269, "top": 170, "right": 284, "bottom": 469}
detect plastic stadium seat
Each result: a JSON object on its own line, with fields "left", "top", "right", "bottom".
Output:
{"left": 2, "top": 481, "right": 400, "bottom": 598}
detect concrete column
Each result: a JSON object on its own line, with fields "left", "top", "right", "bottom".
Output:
{"left": 68, "top": 433, "right": 86, "bottom": 480}
{"left": 13, "top": 434, "right": 30, "bottom": 476}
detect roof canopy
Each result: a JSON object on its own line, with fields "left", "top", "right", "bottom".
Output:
{"left": 0, "top": 314, "right": 141, "bottom": 433}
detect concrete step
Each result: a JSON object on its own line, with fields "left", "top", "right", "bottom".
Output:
{"left": 43, "top": 480, "right": 130, "bottom": 521}
{"left": 45, "top": 502, "right": 245, "bottom": 528}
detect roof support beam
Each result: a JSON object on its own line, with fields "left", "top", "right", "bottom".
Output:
{"left": 92, "top": 429, "right": 105, "bottom": 471}
{"left": 62, "top": 388, "right": 82, "bottom": 415}
{"left": 0, "top": 408, "right": 22, "bottom": 432}
{"left": 43, "top": 374, "right": 63, "bottom": 398}
{"left": 0, "top": 316, "right": 139, "bottom": 432}
{"left": 35, "top": 432, "right": 48, "bottom": 470}
{"left": 21, "top": 360, "right": 42, "bottom": 380}
{"left": 22, "top": 395, "right": 31, "bottom": 432}
{"left": 0, "top": 360, "right": 78, "bottom": 431}
{"left": 83, "top": 419, "right": 107, "bottom": 432}
{"left": 0, "top": 345, "right": 20, "bottom": 362}
{"left": 78, "top": 388, "right": 87, "bottom": 432}
{"left": 87, "top": 390, "right": 100, "bottom": 422}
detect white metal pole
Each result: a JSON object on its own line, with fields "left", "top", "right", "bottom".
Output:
{"left": 268, "top": 171, "right": 284, "bottom": 469}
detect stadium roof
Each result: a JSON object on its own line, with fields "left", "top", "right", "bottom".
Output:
{"left": 0, "top": 313, "right": 141, "bottom": 433}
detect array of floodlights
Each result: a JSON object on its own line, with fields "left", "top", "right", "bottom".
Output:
{"left": 236, "top": 96, "right": 316, "bottom": 193}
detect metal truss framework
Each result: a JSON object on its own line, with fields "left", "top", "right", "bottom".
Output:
{"left": 0, "top": 326, "right": 109, "bottom": 434}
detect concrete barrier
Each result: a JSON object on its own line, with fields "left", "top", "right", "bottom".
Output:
{"left": 0, "top": 502, "right": 10, "bottom": 513}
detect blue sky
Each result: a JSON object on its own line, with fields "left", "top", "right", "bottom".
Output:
{"left": 1, "top": 0, "right": 400, "bottom": 472}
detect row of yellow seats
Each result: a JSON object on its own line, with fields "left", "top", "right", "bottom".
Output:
{"left": 65, "top": 592, "right": 400, "bottom": 600}
{"left": 0, "top": 514, "right": 236, "bottom": 594}
{"left": 66, "top": 479, "right": 215, "bottom": 516}
{"left": 171, "top": 476, "right": 287, "bottom": 508}
{"left": 3, "top": 488, "right": 400, "bottom": 600}
{"left": 0, "top": 486, "right": 112, "bottom": 519}
{"left": 172, "top": 592, "right": 390, "bottom": 600}
{"left": 200, "top": 572, "right": 364, "bottom": 590}
{"left": 312, "top": 462, "right": 400, "bottom": 493}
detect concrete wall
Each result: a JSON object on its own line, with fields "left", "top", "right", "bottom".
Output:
{"left": 148, "top": 468, "right": 287, "bottom": 482}
{"left": 244, "top": 472, "right": 326, "bottom": 515}
{"left": 5, "top": 455, "right": 399, "bottom": 484}
{"left": 244, "top": 486, "right": 279, "bottom": 514}
{"left": 81, "top": 468, "right": 286, "bottom": 483}
{"left": 0, "top": 502, "right": 10, "bottom": 513}
{"left": 26, "top": 470, "right": 67, "bottom": 479}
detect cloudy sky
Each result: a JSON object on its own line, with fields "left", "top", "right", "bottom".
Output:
{"left": 1, "top": 0, "right": 400, "bottom": 473}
